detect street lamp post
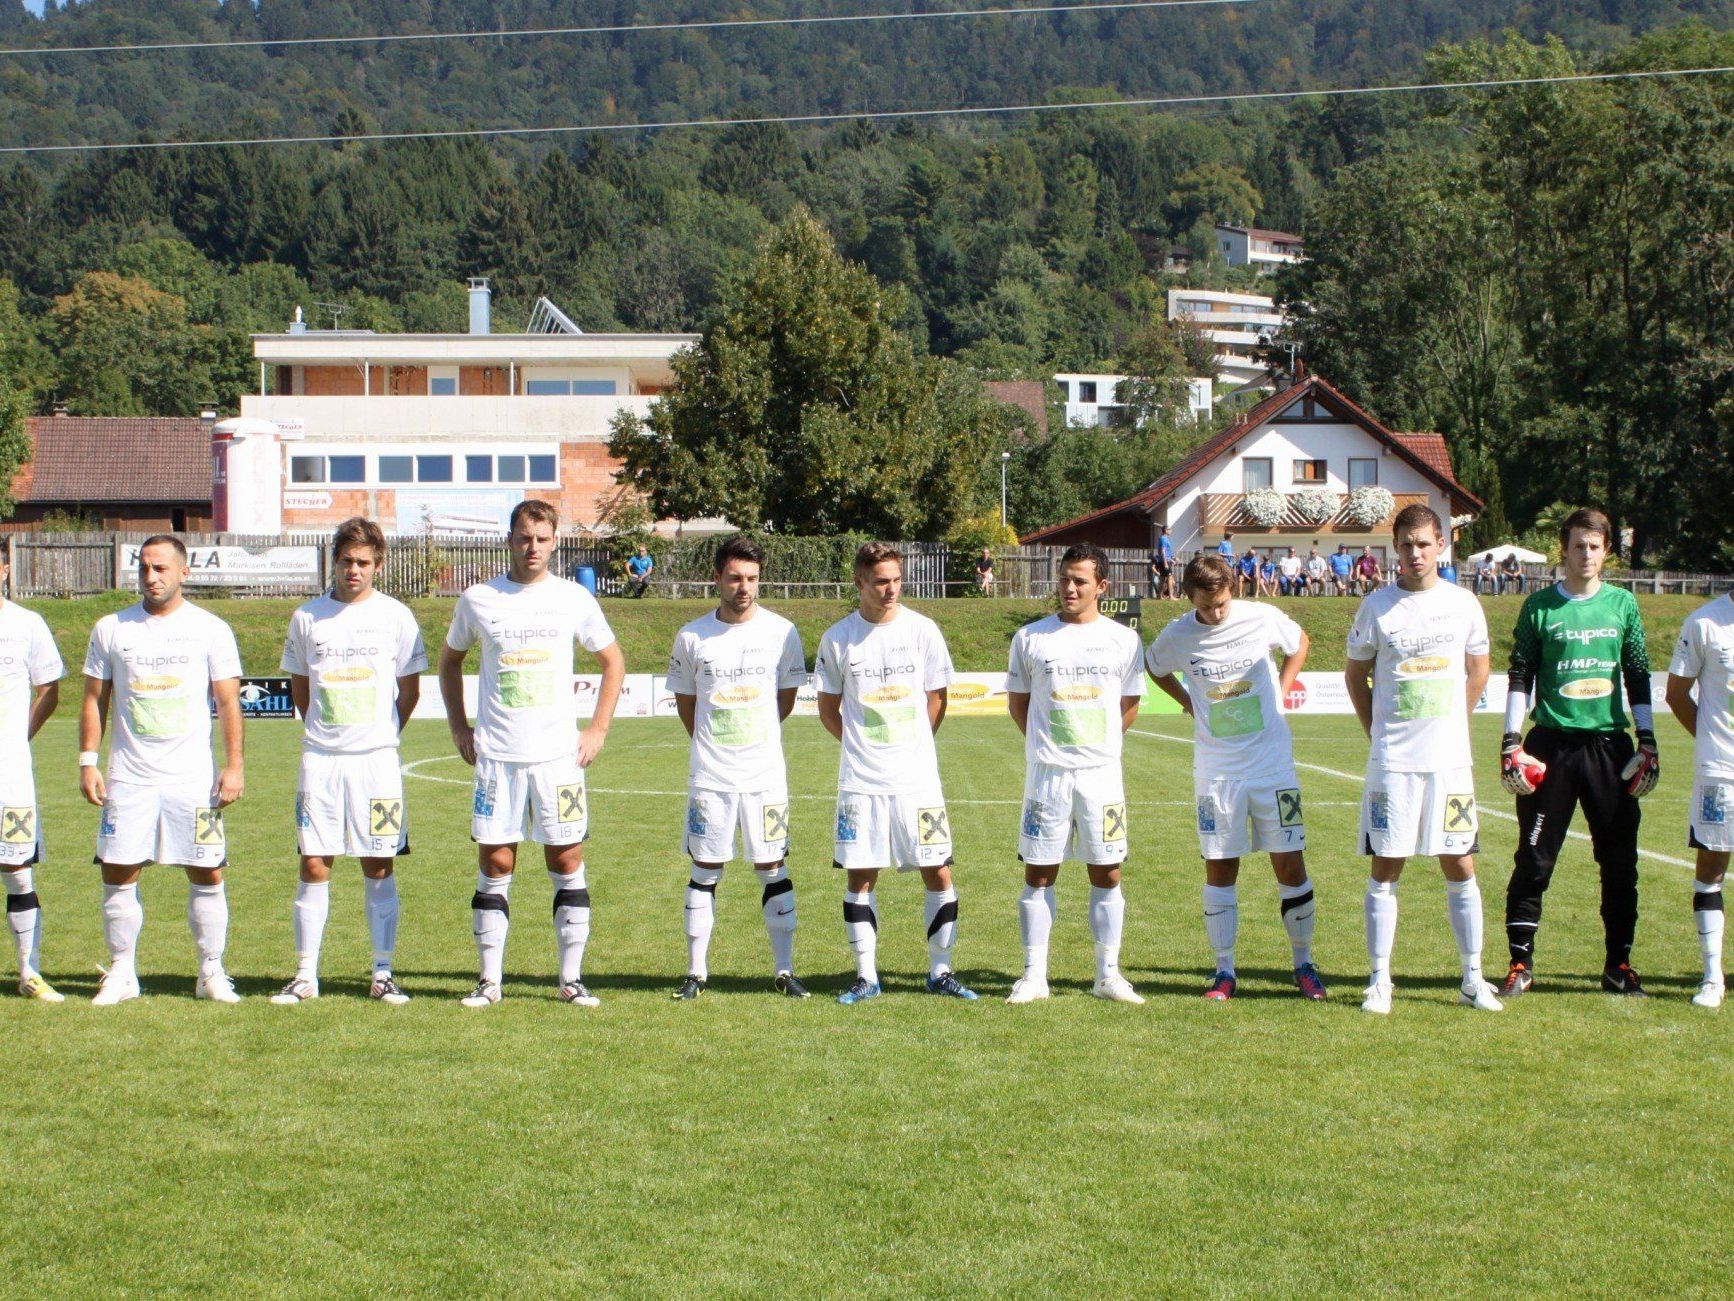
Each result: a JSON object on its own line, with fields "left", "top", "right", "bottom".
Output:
{"left": 1000, "top": 451, "right": 1012, "bottom": 528}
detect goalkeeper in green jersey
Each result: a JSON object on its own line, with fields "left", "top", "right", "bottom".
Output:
{"left": 1498, "top": 508, "right": 1657, "bottom": 998}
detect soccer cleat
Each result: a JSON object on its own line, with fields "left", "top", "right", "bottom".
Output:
{"left": 672, "top": 975, "right": 706, "bottom": 1001}
{"left": 1458, "top": 978, "right": 1505, "bottom": 1011}
{"left": 91, "top": 968, "right": 140, "bottom": 1006}
{"left": 18, "top": 974, "right": 64, "bottom": 1003}
{"left": 1293, "top": 963, "right": 1329, "bottom": 1001}
{"left": 195, "top": 970, "right": 242, "bottom": 1003}
{"left": 1691, "top": 980, "right": 1725, "bottom": 1009}
{"left": 460, "top": 979, "right": 502, "bottom": 1007}
{"left": 925, "top": 971, "right": 978, "bottom": 1000}
{"left": 369, "top": 974, "right": 410, "bottom": 1005}
{"left": 558, "top": 981, "right": 600, "bottom": 1007}
{"left": 1005, "top": 976, "right": 1050, "bottom": 1004}
{"left": 836, "top": 977, "right": 881, "bottom": 1005}
{"left": 270, "top": 977, "right": 319, "bottom": 1005}
{"left": 1499, "top": 961, "right": 1534, "bottom": 998}
{"left": 773, "top": 973, "right": 811, "bottom": 999}
{"left": 1361, "top": 981, "right": 1394, "bottom": 1015}
{"left": 1093, "top": 973, "right": 1145, "bottom": 1005}
{"left": 1601, "top": 962, "right": 1647, "bottom": 996}
{"left": 1203, "top": 971, "right": 1236, "bottom": 1001}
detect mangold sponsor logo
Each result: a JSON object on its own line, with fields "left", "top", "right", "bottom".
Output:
{"left": 500, "top": 649, "right": 549, "bottom": 667}
{"left": 323, "top": 664, "right": 375, "bottom": 684}
{"left": 1396, "top": 655, "right": 1451, "bottom": 676}
{"left": 1206, "top": 679, "right": 1253, "bottom": 702}
{"left": 132, "top": 674, "right": 182, "bottom": 693}
{"left": 947, "top": 681, "right": 989, "bottom": 702}
{"left": 1560, "top": 677, "right": 1614, "bottom": 700}
{"left": 714, "top": 684, "right": 762, "bottom": 706}
{"left": 1053, "top": 684, "right": 1103, "bottom": 703}
{"left": 865, "top": 684, "right": 911, "bottom": 704}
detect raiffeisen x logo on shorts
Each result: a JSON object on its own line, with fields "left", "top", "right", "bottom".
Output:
{"left": 762, "top": 803, "right": 789, "bottom": 841}
{"left": 918, "top": 807, "right": 950, "bottom": 846}
{"left": 1, "top": 807, "right": 33, "bottom": 843}
{"left": 194, "top": 808, "right": 225, "bottom": 845}
{"left": 557, "top": 784, "right": 585, "bottom": 823}
{"left": 370, "top": 798, "right": 403, "bottom": 836}
{"left": 1444, "top": 795, "right": 1477, "bottom": 833}
{"left": 1278, "top": 789, "right": 1304, "bottom": 827}
{"left": 1102, "top": 803, "right": 1127, "bottom": 843}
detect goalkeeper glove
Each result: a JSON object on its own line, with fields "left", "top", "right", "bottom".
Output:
{"left": 1500, "top": 732, "right": 1547, "bottom": 796}
{"left": 1622, "top": 729, "right": 1659, "bottom": 798}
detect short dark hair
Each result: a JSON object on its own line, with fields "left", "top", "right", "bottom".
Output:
{"left": 509, "top": 499, "right": 559, "bottom": 534}
{"left": 1560, "top": 507, "right": 1613, "bottom": 550}
{"left": 1183, "top": 554, "right": 1234, "bottom": 596}
{"left": 331, "top": 517, "right": 386, "bottom": 564}
{"left": 854, "top": 542, "right": 902, "bottom": 574}
{"left": 1391, "top": 502, "right": 1443, "bottom": 540}
{"left": 714, "top": 534, "right": 766, "bottom": 573}
{"left": 138, "top": 534, "right": 188, "bottom": 563}
{"left": 1059, "top": 543, "right": 1110, "bottom": 583}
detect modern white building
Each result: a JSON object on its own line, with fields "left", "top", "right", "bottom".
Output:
{"left": 1166, "top": 288, "right": 1289, "bottom": 389}
{"left": 1214, "top": 224, "right": 1306, "bottom": 271}
{"left": 1055, "top": 373, "right": 1214, "bottom": 428}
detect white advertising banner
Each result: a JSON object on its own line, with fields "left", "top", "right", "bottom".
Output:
{"left": 115, "top": 542, "right": 320, "bottom": 589}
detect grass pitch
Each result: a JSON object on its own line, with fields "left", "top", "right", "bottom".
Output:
{"left": 2, "top": 709, "right": 1730, "bottom": 1296}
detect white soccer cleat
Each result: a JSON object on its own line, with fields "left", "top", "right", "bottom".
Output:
{"left": 196, "top": 970, "right": 242, "bottom": 1003}
{"left": 270, "top": 977, "right": 319, "bottom": 1005}
{"left": 18, "top": 974, "right": 65, "bottom": 1003}
{"left": 460, "top": 979, "right": 502, "bottom": 1007}
{"left": 1458, "top": 978, "right": 1504, "bottom": 1012}
{"left": 1361, "top": 981, "right": 1394, "bottom": 1015}
{"left": 1692, "top": 980, "right": 1725, "bottom": 1009}
{"left": 1005, "top": 976, "right": 1050, "bottom": 1005}
{"left": 1092, "top": 973, "right": 1145, "bottom": 1005}
{"left": 92, "top": 969, "right": 140, "bottom": 1006}
{"left": 557, "top": 981, "right": 600, "bottom": 1007}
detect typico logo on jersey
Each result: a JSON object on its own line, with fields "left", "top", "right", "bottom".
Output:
{"left": 1396, "top": 654, "right": 1451, "bottom": 676}
{"left": 1559, "top": 677, "right": 1614, "bottom": 699}
{"left": 1206, "top": 680, "right": 1253, "bottom": 702}
{"left": 1556, "top": 625, "right": 1620, "bottom": 645}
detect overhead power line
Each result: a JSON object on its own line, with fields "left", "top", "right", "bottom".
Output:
{"left": 3, "top": 63, "right": 1731, "bottom": 156}
{"left": 0, "top": 0, "right": 1266, "bottom": 58}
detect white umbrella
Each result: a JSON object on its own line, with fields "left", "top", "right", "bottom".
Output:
{"left": 1465, "top": 545, "right": 1547, "bottom": 564}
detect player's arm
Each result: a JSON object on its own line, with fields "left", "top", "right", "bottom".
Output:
{"left": 290, "top": 672, "right": 311, "bottom": 720}
{"left": 927, "top": 688, "right": 948, "bottom": 735}
{"left": 1619, "top": 602, "right": 1659, "bottom": 796}
{"left": 674, "top": 693, "right": 697, "bottom": 737}
{"left": 1276, "top": 628, "right": 1311, "bottom": 697}
{"left": 395, "top": 675, "right": 421, "bottom": 729}
{"left": 211, "top": 676, "right": 246, "bottom": 807}
{"left": 1007, "top": 692, "right": 1030, "bottom": 735}
{"left": 437, "top": 645, "right": 475, "bottom": 764}
{"left": 1344, "top": 656, "right": 1375, "bottom": 738}
{"left": 817, "top": 691, "right": 843, "bottom": 741}
{"left": 1666, "top": 674, "right": 1698, "bottom": 737}
{"left": 79, "top": 675, "right": 110, "bottom": 806}
{"left": 1119, "top": 693, "right": 1140, "bottom": 733}
{"left": 776, "top": 687, "right": 798, "bottom": 722}
{"left": 578, "top": 640, "right": 625, "bottom": 767}
{"left": 1150, "top": 672, "right": 1192, "bottom": 716}
{"left": 1465, "top": 651, "right": 1491, "bottom": 717}
{"left": 26, "top": 680, "right": 58, "bottom": 740}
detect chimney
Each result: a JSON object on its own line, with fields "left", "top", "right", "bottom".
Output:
{"left": 52, "top": 402, "right": 68, "bottom": 417}
{"left": 289, "top": 305, "right": 308, "bottom": 335}
{"left": 468, "top": 277, "right": 492, "bottom": 335}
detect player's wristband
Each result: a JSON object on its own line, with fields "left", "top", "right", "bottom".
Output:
{"left": 78, "top": 750, "right": 100, "bottom": 769}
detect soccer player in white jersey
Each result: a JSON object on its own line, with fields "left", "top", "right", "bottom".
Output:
{"left": 1004, "top": 544, "right": 1145, "bottom": 1005}
{"left": 80, "top": 535, "right": 246, "bottom": 1005}
{"left": 1665, "top": 592, "right": 1734, "bottom": 1007}
{"left": 667, "top": 535, "right": 811, "bottom": 1000}
{"left": 816, "top": 542, "right": 975, "bottom": 1004}
{"left": 0, "top": 545, "right": 65, "bottom": 1001}
{"left": 439, "top": 499, "right": 624, "bottom": 1008}
{"left": 1147, "top": 553, "right": 1328, "bottom": 1002}
{"left": 272, "top": 518, "right": 428, "bottom": 1005}
{"left": 1345, "top": 504, "right": 1501, "bottom": 1014}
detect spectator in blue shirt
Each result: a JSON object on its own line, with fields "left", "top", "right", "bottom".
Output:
{"left": 627, "top": 544, "right": 655, "bottom": 597}
{"left": 1149, "top": 525, "right": 1176, "bottom": 598}
{"left": 1328, "top": 544, "right": 1355, "bottom": 595}
{"left": 1217, "top": 531, "right": 1237, "bottom": 561}
{"left": 1238, "top": 549, "right": 1258, "bottom": 598}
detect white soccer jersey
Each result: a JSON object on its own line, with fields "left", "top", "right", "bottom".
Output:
{"left": 667, "top": 607, "right": 807, "bottom": 793}
{"left": 1006, "top": 613, "right": 1143, "bottom": 769}
{"left": 445, "top": 574, "right": 616, "bottom": 764}
{"left": 815, "top": 607, "right": 952, "bottom": 795}
{"left": 1146, "top": 600, "right": 1304, "bottom": 781}
{"left": 1346, "top": 580, "right": 1489, "bottom": 773}
{"left": 83, "top": 601, "right": 242, "bottom": 786}
{"left": 281, "top": 590, "right": 428, "bottom": 754}
{"left": 0, "top": 599, "right": 62, "bottom": 768}
{"left": 1669, "top": 593, "right": 1734, "bottom": 779}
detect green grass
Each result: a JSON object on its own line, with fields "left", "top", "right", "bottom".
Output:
{"left": 2, "top": 710, "right": 1730, "bottom": 1295}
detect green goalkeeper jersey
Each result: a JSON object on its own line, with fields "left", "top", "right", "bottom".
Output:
{"left": 1508, "top": 582, "right": 1649, "bottom": 732}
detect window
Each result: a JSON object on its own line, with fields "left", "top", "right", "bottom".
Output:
{"left": 379, "top": 456, "right": 414, "bottom": 484}
{"left": 1292, "top": 459, "right": 1327, "bottom": 483}
{"left": 1243, "top": 458, "right": 1273, "bottom": 491}
{"left": 330, "top": 456, "right": 364, "bottom": 484}
{"left": 497, "top": 455, "right": 526, "bottom": 483}
{"left": 524, "top": 379, "right": 568, "bottom": 396}
{"left": 1349, "top": 458, "right": 1378, "bottom": 488}
{"left": 466, "top": 455, "right": 493, "bottom": 483}
{"left": 417, "top": 455, "right": 453, "bottom": 483}
{"left": 523, "top": 378, "right": 620, "bottom": 396}
{"left": 290, "top": 455, "right": 363, "bottom": 484}
{"left": 1078, "top": 381, "right": 1098, "bottom": 404}
{"left": 429, "top": 377, "right": 457, "bottom": 396}
{"left": 571, "top": 379, "right": 616, "bottom": 396}
{"left": 290, "top": 456, "right": 323, "bottom": 484}
{"left": 1056, "top": 381, "right": 1069, "bottom": 400}
{"left": 528, "top": 454, "right": 557, "bottom": 482}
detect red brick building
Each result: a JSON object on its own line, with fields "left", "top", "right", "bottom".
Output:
{"left": 5, "top": 415, "right": 213, "bottom": 531}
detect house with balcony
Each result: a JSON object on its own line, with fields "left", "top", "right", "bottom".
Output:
{"left": 1020, "top": 372, "right": 1481, "bottom": 564}
{"left": 1166, "top": 289, "right": 1289, "bottom": 389}
{"left": 233, "top": 281, "right": 696, "bottom": 534}
{"left": 1056, "top": 373, "right": 1214, "bottom": 428}
{"left": 1215, "top": 224, "right": 1305, "bottom": 271}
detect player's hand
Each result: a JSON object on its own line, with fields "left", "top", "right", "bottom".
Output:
{"left": 214, "top": 765, "right": 245, "bottom": 808}
{"left": 1500, "top": 731, "right": 1547, "bottom": 796}
{"left": 577, "top": 726, "right": 607, "bottom": 768}
{"left": 450, "top": 723, "right": 477, "bottom": 766}
{"left": 79, "top": 765, "right": 106, "bottom": 807}
{"left": 1622, "top": 729, "right": 1660, "bottom": 798}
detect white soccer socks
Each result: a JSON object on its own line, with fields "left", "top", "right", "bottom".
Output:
{"left": 471, "top": 872, "right": 511, "bottom": 984}
{"left": 684, "top": 866, "right": 720, "bottom": 980}
{"left": 1444, "top": 877, "right": 1486, "bottom": 985}
{"left": 3, "top": 867, "right": 42, "bottom": 979}
{"left": 1017, "top": 884, "right": 1054, "bottom": 982}
{"left": 925, "top": 886, "right": 959, "bottom": 978}
{"left": 1202, "top": 883, "right": 1237, "bottom": 977}
{"left": 550, "top": 867, "right": 591, "bottom": 986}
{"left": 102, "top": 881, "right": 143, "bottom": 979}
{"left": 292, "top": 879, "right": 330, "bottom": 982}
{"left": 1089, "top": 884, "right": 1125, "bottom": 982}
{"left": 364, "top": 874, "right": 400, "bottom": 975}
{"left": 187, "top": 882, "right": 229, "bottom": 977}
{"left": 758, "top": 866, "right": 797, "bottom": 976}
{"left": 1695, "top": 880, "right": 1725, "bottom": 987}
{"left": 1279, "top": 879, "right": 1317, "bottom": 965}
{"left": 842, "top": 889, "right": 878, "bottom": 983}
{"left": 1364, "top": 878, "right": 1397, "bottom": 989}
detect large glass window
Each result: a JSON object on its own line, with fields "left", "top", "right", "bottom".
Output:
{"left": 1349, "top": 458, "right": 1378, "bottom": 488}
{"left": 466, "top": 455, "right": 493, "bottom": 483}
{"left": 417, "top": 455, "right": 453, "bottom": 483}
{"left": 290, "top": 456, "right": 324, "bottom": 484}
{"left": 1242, "top": 458, "right": 1273, "bottom": 491}
{"left": 379, "top": 456, "right": 414, "bottom": 484}
{"left": 329, "top": 456, "right": 365, "bottom": 484}
{"left": 1078, "top": 381, "right": 1098, "bottom": 403}
{"left": 497, "top": 455, "right": 526, "bottom": 483}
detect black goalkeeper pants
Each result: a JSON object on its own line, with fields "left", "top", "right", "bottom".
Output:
{"left": 1504, "top": 726, "right": 1640, "bottom": 969}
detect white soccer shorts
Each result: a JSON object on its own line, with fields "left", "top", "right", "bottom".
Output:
{"left": 0, "top": 768, "right": 41, "bottom": 867}
{"left": 1194, "top": 769, "right": 1306, "bottom": 859}
{"left": 684, "top": 786, "right": 790, "bottom": 865}
{"left": 833, "top": 788, "right": 952, "bottom": 871}
{"left": 1019, "top": 761, "right": 1128, "bottom": 866}
{"left": 296, "top": 749, "right": 408, "bottom": 859}
{"left": 97, "top": 777, "right": 227, "bottom": 868}
{"left": 471, "top": 755, "right": 588, "bottom": 847}
{"left": 1689, "top": 776, "right": 1734, "bottom": 853}
{"left": 1360, "top": 766, "right": 1479, "bottom": 859}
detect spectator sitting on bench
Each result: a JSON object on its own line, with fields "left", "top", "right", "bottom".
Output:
{"left": 627, "top": 544, "right": 655, "bottom": 597}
